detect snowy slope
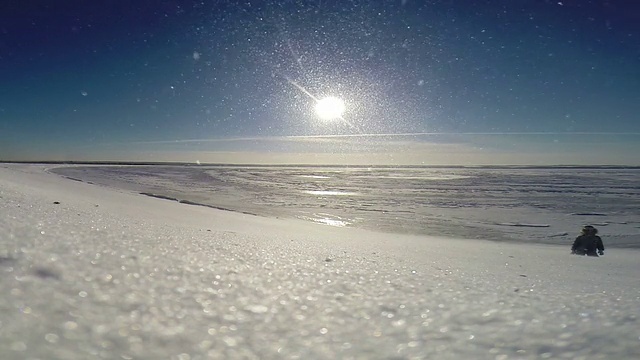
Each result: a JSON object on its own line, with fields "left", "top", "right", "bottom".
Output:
{"left": 1, "top": 164, "right": 639, "bottom": 359}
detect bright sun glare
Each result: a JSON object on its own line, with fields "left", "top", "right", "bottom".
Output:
{"left": 315, "top": 96, "right": 345, "bottom": 120}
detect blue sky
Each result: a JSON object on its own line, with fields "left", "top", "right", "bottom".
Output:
{"left": 1, "top": 0, "right": 638, "bottom": 164}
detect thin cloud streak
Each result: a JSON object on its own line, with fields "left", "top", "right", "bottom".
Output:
{"left": 107, "top": 132, "right": 640, "bottom": 146}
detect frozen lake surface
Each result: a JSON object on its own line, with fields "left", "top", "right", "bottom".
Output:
{"left": 52, "top": 165, "right": 640, "bottom": 248}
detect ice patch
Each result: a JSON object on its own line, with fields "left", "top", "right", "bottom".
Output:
{"left": 304, "top": 190, "right": 358, "bottom": 196}
{"left": 298, "top": 175, "right": 331, "bottom": 179}
{"left": 361, "top": 174, "right": 472, "bottom": 180}
{"left": 548, "top": 232, "right": 569, "bottom": 237}
{"left": 495, "top": 223, "right": 550, "bottom": 228}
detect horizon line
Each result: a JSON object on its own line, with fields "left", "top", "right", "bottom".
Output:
{"left": 3, "top": 160, "right": 640, "bottom": 169}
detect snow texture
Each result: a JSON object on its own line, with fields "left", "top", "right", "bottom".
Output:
{"left": 1, "top": 164, "right": 639, "bottom": 360}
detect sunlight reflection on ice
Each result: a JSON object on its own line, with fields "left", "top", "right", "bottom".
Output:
{"left": 298, "top": 213, "right": 352, "bottom": 227}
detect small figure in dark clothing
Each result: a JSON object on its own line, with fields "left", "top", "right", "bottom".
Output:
{"left": 571, "top": 225, "right": 605, "bottom": 256}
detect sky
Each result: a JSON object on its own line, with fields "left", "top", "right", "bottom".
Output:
{"left": 1, "top": 0, "right": 639, "bottom": 165}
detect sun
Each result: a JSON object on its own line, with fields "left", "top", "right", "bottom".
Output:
{"left": 315, "top": 96, "right": 345, "bottom": 120}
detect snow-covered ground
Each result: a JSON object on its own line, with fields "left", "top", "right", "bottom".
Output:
{"left": 1, "top": 164, "right": 639, "bottom": 359}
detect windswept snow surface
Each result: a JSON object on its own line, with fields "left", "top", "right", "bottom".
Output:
{"left": 1, "top": 164, "right": 639, "bottom": 359}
